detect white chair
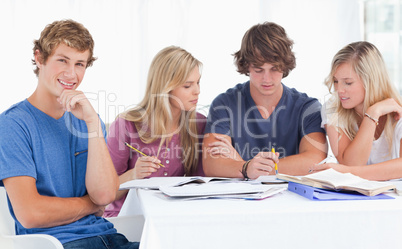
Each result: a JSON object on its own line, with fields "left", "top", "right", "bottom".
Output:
{"left": 0, "top": 187, "right": 63, "bottom": 249}
{"left": 1, "top": 187, "right": 143, "bottom": 248}
{"left": 106, "top": 215, "right": 144, "bottom": 242}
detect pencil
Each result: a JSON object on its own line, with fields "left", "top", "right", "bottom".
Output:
{"left": 272, "top": 147, "right": 278, "bottom": 175}
{"left": 125, "top": 142, "right": 165, "bottom": 168}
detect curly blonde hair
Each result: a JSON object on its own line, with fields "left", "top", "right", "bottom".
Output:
{"left": 32, "top": 19, "right": 96, "bottom": 76}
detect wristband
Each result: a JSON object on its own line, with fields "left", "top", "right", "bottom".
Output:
{"left": 241, "top": 160, "right": 251, "bottom": 180}
{"left": 364, "top": 113, "right": 379, "bottom": 126}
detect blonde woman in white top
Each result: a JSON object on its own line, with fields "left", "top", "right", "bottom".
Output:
{"left": 317, "top": 41, "right": 402, "bottom": 180}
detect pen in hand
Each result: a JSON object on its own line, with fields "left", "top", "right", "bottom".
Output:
{"left": 125, "top": 142, "right": 165, "bottom": 168}
{"left": 272, "top": 147, "right": 278, "bottom": 175}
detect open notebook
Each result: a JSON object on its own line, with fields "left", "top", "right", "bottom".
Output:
{"left": 277, "top": 168, "right": 395, "bottom": 196}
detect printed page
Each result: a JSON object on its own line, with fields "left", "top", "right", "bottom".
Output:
{"left": 346, "top": 180, "right": 395, "bottom": 191}
{"left": 178, "top": 186, "right": 287, "bottom": 200}
{"left": 119, "top": 177, "right": 200, "bottom": 190}
{"left": 119, "top": 176, "right": 235, "bottom": 190}
{"left": 159, "top": 181, "right": 272, "bottom": 197}
{"left": 303, "top": 168, "right": 365, "bottom": 188}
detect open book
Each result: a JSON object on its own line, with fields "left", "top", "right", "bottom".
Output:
{"left": 276, "top": 168, "right": 395, "bottom": 196}
{"left": 119, "top": 176, "right": 235, "bottom": 190}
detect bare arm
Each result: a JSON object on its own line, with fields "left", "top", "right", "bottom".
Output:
{"left": 275, "top": 132, "right": 327, "bottom": 175}
{"left": 203, "top": 132, "right": 327, "bottom": 178}
{"left": 328, "top": 98, "right": 402, "bottom": 165}
{"left": 326, "top": 119, "right": 377, "bottom": 165}
{"left": 59, "top": 90, "right": 119, "bottom": 205}
{"left": 202, "top": 133, "right": 244, "bottom": 178}
{"left": 114, "top": 156, "right": 161, "bottom": 201}
{"left": 3, "top": 176, "right": 103, "bottom": 229}
{"left": 315, "top": 139, "right": 402, "bottom": 181}
{"left": 86, "top": 118, "right": 119, "bottom": 205}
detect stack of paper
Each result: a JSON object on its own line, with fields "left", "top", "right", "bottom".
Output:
{"left": 119, "top": 176, "right": 286, "bottom": 200}
{"left": 159, "top": 181, "right": 286, "bottom": 200}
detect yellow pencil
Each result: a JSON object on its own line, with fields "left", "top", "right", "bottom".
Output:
{"left": 272, "top": 147, "right": 278, "bottom": 174}
{"left": 125, "top": 142, "right": 165, "bottom": 168}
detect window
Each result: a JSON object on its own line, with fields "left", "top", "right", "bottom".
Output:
{"left": 364, "top": 0, "right": 402, "bottom": 92}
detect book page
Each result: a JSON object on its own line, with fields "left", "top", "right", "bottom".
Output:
{"left": 303, "top": 168, "right": 365, "bottom": 188}
{"left": 119, "top": 176, "right": 234, "bottom": 190}
{"left": 346, "top": 180, "right": 395, "bottom": 191}
{"left": 276, "top": 174, "right": 303, "bottom": 183}
{"left": 120, "top": 177, "right": 201, "bottom": 190}
{"left": 177, "top": 186, "right": 287, "bottom": 200}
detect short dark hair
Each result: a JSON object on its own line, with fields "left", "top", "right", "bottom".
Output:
{"left": 233, "top": 22, "right": 296, "bottom": 78}
{"left": 32, "top": 19, "right": 96, "bottom": 76}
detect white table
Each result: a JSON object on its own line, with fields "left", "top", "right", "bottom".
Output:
{"left": 119, "top": 187, "right": 402, "bottom": 249}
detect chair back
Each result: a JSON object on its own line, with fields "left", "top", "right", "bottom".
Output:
{"left": 0, "top": 187, "right": 16, "bottom": 236}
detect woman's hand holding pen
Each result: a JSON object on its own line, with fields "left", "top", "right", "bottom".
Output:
{"left": 246, "top": 151, "right": 278, "bottom": 179}
{"left": 131, "top": 156, "right": 162, "bottom": 179}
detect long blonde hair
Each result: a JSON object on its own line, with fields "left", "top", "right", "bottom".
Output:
{"left": 324, "top": 41, "right": 402, "bottom": 148}
{"left": 122, "top": 46, "right": 202, "bottom": 175}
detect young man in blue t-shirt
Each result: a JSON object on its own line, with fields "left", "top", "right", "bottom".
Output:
{"left": 203, "top": 22, "right": 327, "bottom": 179}
{"left": 0, "top": 19, "right": 139, "bottom": 248}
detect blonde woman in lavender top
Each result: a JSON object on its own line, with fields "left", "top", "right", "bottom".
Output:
{"left": 104, "top": 46, "right": 229, "bottom": 217}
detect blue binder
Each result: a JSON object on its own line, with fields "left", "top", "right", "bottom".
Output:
{"left": 288, "top": 182, "right": 394, "bottom": 201}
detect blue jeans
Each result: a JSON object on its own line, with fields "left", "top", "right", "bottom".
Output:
{"left": 63, "top": 233, "right": 140, "bottom": 249}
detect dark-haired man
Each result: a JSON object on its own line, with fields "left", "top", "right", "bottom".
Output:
{"left": 203, "top": 22, "right": 327, "bottom": 179}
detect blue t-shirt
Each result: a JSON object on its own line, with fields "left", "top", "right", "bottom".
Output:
{"left": 205, "top": 82, "right": 325, "bottom": 160}
{"left": 0, "top": 100, "right": 116, "bottom": 244}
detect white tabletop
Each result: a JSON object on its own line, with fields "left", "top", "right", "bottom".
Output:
{"left": 119, "top": 187, "right": 402, "bottom": 249}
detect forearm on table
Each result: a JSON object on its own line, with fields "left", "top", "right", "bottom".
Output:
{"left": 277, "top": 151, "right": 326, "bottom": 175}
{"left": 202, "top": 133, "right": 244, "bottom": 177}
{"left": 348, "top": 158, "right": 402, "bottom": 181}
{"left": 278, "top": 133, "right": 327, "bottom": 175}
{"left": 202, "top": 153, "right": 245, "bottom": 178}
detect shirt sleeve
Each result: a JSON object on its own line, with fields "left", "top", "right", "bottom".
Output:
{"left": 204, "top": 94, "right": 232, "bottom": 136}
{"left": 299, "top": 98, "right": 326, "bottom": 137}
{"left": 393, "top": 119, "right": 402, "bottom": 147}
{"left": 0, "top": 116, "right": 37, "bottom": 185}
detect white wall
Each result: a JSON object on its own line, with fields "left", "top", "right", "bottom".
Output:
{"left": 0, "top": 0, "right": 362, "bottom": 124}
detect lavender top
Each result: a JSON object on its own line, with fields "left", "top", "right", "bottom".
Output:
{"left": 104, "top": 112, "right": 206, "bottom": 217}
